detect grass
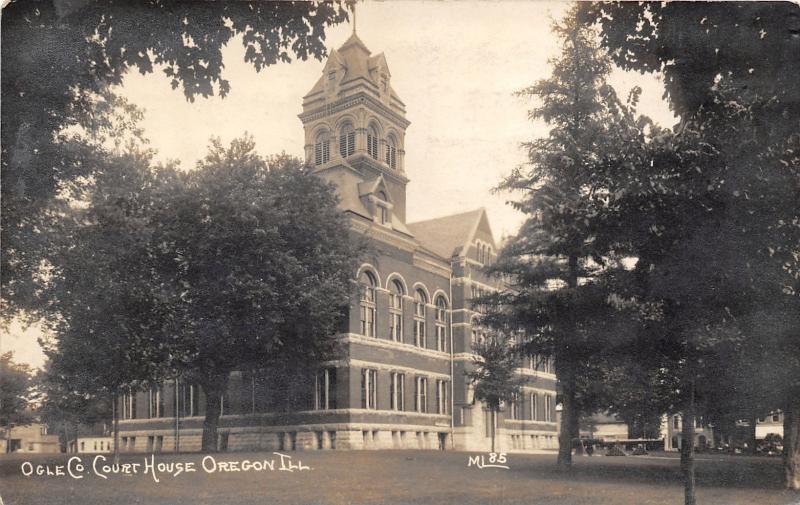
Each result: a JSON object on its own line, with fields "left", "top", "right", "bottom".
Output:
{"left": 1, "top": 449, "right": 798, "bottom": 505}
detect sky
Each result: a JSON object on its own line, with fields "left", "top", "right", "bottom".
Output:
{"left": 2, "top": 0, "right": 677, "bottom": 369}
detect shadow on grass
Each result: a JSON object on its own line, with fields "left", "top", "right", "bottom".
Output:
{"left": 509, "top": 453, "right": 786, "bottom": 491}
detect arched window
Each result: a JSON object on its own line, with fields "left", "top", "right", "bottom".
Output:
{"left": 367, "top": 124, "right": 379, "bottom": 159}
{"left": 385, "top": 135, "right": 397, "bottom": 169}
{"left": 314, "top": 130, "right": 330, "bottom": 165}
{"left": 339, "top": 123, "right": 355, "bottom": 158}
{"left": 414, "top": 289, "right": 427, "bottom": 348}
{"left": 359, "top": 271, "right": 377, "bottom": 337}
{"left": 435, "top": 296, "right": 448, "bottom": 352}
{"left": 389, "top": 279, "right": 404, "bottom": 342}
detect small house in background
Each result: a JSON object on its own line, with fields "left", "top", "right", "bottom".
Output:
{"left": 67, "top": 423, "right": 113, "bottom": 453}
{"left": 1, "top": 423, "right": 60, "bottom": 454}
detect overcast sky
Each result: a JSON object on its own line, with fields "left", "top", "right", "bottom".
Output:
{"left": 4, "top": 1, "right": 677, "bottom": 368}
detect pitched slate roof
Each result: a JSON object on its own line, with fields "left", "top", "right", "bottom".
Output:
{"left": 408, "top": 208, "right": 488, "bottom": 259}
{"left": 303, "top": 32, "right": 403, "bottom": 106}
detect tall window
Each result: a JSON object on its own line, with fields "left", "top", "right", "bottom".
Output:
{"left": 361, "top": 368, "right": 378, "bottom": 409}
{"left": 530, "top": 392, "right": 538, "bottom": 421}
{"left": 385, "top": 136, "right": 397, "bottom": 169}
{"left": 314, "top": 131, "right": 330, "bottom": 165}
{"left": 435, "top": 296, "right": 448, "bottom": 352}
{"left": 376, "top": 191, "right": 389, "bottom": 225}
{"left": 389, "top": 279, "right": 404, "bottom": 342}
{"left": 148, "top": 386, "right": 164, "bottom": 419}
{"left": 544, "top": 394, "right": 553, "bottom": 422}
{"left": 390, "top": 372, "right": 405, "bottom": 411}
{"left": 122, "top": 389, "right": 137, "bottom": 420}
{"left": 470, "top": 319, "right": 486, "bottom": 348}
{"left": 339, "top": 124, "right": 355, "bottom": 158}
{"left": 414, "top": 289, "right": 427, "bottom": 348}
{"left": 415, "top": 376, "right": 428, "bottom": 413}
{"left": 315, "top": 368, "right": 337, "bottom": 410}
{"left": 509, "top": 394, "right": 521, "bottom": 420}
{"left": 359, "top": 271, "right": 377, "bottom": 337}
{"left": 436, "top": 380, "right": 449, "bottom": 415}
{"left": 367, "top": 125, "right": 379, "bottom": 159}
{"left": 178, "top": 383, "right": 199, "bottom": 417}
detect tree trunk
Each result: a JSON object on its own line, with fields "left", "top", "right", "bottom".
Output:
{"left": 680, "top": 407, "right": 696, "bottom": 505}
{"left": 557, "top": 367, "right": 577, "bottom": 469}
{"left": 784, "top": 397, "right": 800, "bottom": 490}
{"left": 201, "top": 374, "right": 228, "bottom": 453}
{"left": 491, "top": 409, "right": 496, "bottom": 453}
{"left": 113, "top": 392, "right": 120, "bottom": 464}
{"left": 747, "top": 414, "right": 758, "bottom": 455}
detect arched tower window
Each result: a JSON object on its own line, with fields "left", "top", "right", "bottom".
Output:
{"left": 339, "top": 123, "right": 355, "bottom": 158}
{"left": 389, "top": 279, "right": 404, "bottom": 342}
{"left": 385, "top": 135, "right": 397, "bottom": 169}
{"left": 367, "top": 124, "right": 379, "bottom": 160}
{"left": 359, "top": 271, "right": 377, "bottom": 337}
{"left": 314, "top": 130, "right": 330, "bottom": 165}
{"left": 414, "top": 289, "right": 427, "bottom": 348}
{"left": 435, "top": 296, "right": 448, "bottom": 352}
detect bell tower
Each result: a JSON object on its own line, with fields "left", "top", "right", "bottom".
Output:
{"left": 299, "top": 29, "right": 411, "bottom": 222}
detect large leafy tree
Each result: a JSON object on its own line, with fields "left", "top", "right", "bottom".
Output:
{"left": 1, "top": 0, "right": 349, "bottom": 318}
{"left": 149, "top": 138, "right": 360, "bottom": 451}
{"left": 580, "top": 2, "right": 800, "bottom": 491}
{"left": 487, "top": 6, "right": 649, "bottom": 469}
{"left": 0, "top": 352, "right": 36, "bottom": 447}
{"left": 466, "top": 332, "right": 526, "bottom": 453}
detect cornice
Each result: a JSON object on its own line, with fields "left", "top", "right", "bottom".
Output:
{"left": 299, "top": 91, "right": 411, "bottom": 129}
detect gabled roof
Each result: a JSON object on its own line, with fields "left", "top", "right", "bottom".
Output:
{"left": 357, "top": 174, "right": 392, "bottom": 203}
{"left": 303, "top": 32, "right": 404, "bottom": 107}
{"left": 408, "top": 208, "right": 495, "bottom": 260}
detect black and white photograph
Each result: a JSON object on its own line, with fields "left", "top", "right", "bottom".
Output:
{"left": 1, "top": 1, "right": 799, "bottom": 504}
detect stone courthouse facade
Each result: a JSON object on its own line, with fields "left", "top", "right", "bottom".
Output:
{"left": 116, "top": 33, "right": 558, "bottom": 453}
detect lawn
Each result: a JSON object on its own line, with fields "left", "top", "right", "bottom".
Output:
{"left": 1, "top": 450, "right": 798, "bottom": 505}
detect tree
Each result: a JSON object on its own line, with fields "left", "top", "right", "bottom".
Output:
{"left": 37, "top": 141, "right": 171, "bottom": 458}
{"left": 580, "top": 2, "right": 800, "bottom": 490}
{"left": 466, "top": 332, "right": 526, "bottom": 453}
{"left": 487, "top": 6, "right": 649, "bottom": 469}
{"left": 148, "top": 138, "right": 360, "bottom": 451}
{"left": 0, "top": 352, "right": 35, "bottom": 449}
{"left": 2, "top": 0, "right": 349, "bottom": 318}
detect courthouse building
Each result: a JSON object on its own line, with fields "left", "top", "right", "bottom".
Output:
{"left": 116, "top": 32, "right": 559, "bottom": 453}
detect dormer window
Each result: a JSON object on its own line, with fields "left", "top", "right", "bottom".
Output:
{"left": 376, "top": 190, "right": 389, "bottom": 225}
{"left": 339, "top": 124, "right": 355, "bottom": 158}
{"left": 385, "top": 136, "right": 397, "bottom": 169}
{"left": 328, "top": 70, "right": 336, "bottom": 80}
{"left": 367, "top": 125, "right": 379, "bottom": 160}
{"left": 314, "top": 131, "right": 330, "bottom": 165}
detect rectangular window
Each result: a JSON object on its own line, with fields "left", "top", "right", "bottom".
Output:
{"left": 674, "top": 415, "right": 680, "bottom": 429}
{"left": 361, "top": 369, "right": 377, "bottom": 410}
{"left": 415, "top": 376, "right": 428, "bottom": 413}
{"left": 414, "top": 302, "right": 426, "bottom": 348}
{"left": 544, "top": 394, "right": 553, "bottom": 422}
{"left": 315, "top": 368, "right": 337, "bottom": 410}
{"left": 390, "top": 372, "right": 405, "bottom": 411}
{"left": 530, "top": 392, "right": 538, "bottom": 421}
{"left": 122, "top": 390, "right": 137, "bottom": 420}
{"left": 148, "top": 387, "right": 163, "bottom": 419}
{"left": 509, "top": 394, "right": 521, "bottom": 420}
{"left": 178, "top": 383, "right": 199, "bottom": 417}
{"left": 436, "top": 380, "right": 449, "bottom": 415}
{"left": 436, "top": 324, "right": 446, "bottom": 352}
